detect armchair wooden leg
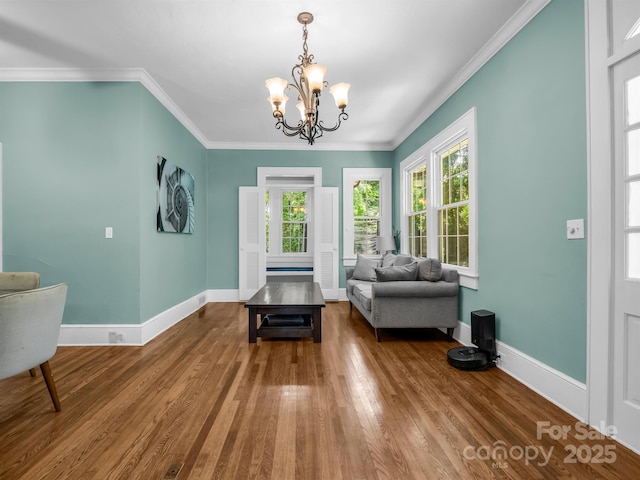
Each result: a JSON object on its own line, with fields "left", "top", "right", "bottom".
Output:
{"left": 29, "top": 368, "right": 37, "bottom": 377}
{"left": 39, "top": 361, "right": 61, "bottom": 412}
{"left": 447, "top": 328, "right": 454, "bottom": 342}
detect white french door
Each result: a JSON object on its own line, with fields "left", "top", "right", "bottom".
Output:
{"left": 612, "top": 52, "right": 640, "bottom": 448}
{"left": 238, "top": 187, "right": 266, "bottom": 301}
{"left": 587, "top": 0, "right": 640, "bottom": 452}
{"left": 312, "top": 187, "right": 339, "bottom": 300}
{"left": 238, "top": 185, "right": 339, "bottom": 301}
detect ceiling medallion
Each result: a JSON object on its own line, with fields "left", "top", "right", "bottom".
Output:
{"left": 265, "top": 12, "right": 350, "bottom": 145}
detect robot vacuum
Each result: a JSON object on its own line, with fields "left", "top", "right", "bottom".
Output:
{"left": 447, "top": 346, "right": 489, "bottom": 370}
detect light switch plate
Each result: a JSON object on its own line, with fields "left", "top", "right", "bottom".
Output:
{"left": 105, "top": 227, "right": 113, "bottom": 239}
{"left": 566, "top": 219, "right": 584, "bottom": 239}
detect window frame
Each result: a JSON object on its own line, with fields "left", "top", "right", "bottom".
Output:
{"left": 266, "top": 187, "right": 313, "bottom": 258}
{"left": 280, "top": 190, "right": 309, "bottom": 254}
{"left": 400, "top": 107, "right": 478, "bottom": 289}
{"left": 342, "top": 168, "right": 392, "bottom": 266}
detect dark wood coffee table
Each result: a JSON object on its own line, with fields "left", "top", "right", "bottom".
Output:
{"left": 245, "top": 282, "right": 325, "bottom": 343}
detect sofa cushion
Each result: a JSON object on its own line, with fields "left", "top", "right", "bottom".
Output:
{"left": 381, "top": 252, "right": 396, "bottom": 267}
{"left": 346, "top": 278, "right": 373, "bottom": 296}
{"left": 352, "top": 254, "right": 380, "bottom": 281}
{"left": 373, "top": 280, "right": 459, "bottom": 298}
{"left": 393, "top": 254, "right": 414, "bottom": 266}
{"left": 353, "top": 284, "right": 372, "bottom": 311}
{"left": 417, "top": 257, "right": 442, "bottom": 281}
{"left": 375, "top": 262, "right": 418, "bottom": 282}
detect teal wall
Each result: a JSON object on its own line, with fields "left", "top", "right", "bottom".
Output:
{"left": 138, "top": 88, "right": 207, "bottom": 321}
{"left": 394, "top": 0, "right": 587, "bottom": 381}
{"left": 0, "top": 82, "right": 207, "bottom": 325}
{"left": 206, "top": 150, "right": 393, "bottom": 290}
{"left": 0, "top": 0, "right": 587, "bottom": 382}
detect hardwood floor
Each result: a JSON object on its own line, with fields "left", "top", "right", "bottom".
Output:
{"left": 1, "top": 302, "right": 639, "bottom": 479}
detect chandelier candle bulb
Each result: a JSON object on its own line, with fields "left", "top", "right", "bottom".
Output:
{"left": 303, "top": 64, "right": 326, "bottom": 93}
{"left": 265, "top": 77, "right": 288, "bottom": 115}
{"left": 329, "top": 82, "right": 350, "bottom": 109}
{"left": 265, "top": 77, "right": 287, "bottom": 98}
{"left": 264, "top": 12, "right": 350, "bottom": 145}
{"left": 267, "top": 95, "right": 288, "bottom": 116}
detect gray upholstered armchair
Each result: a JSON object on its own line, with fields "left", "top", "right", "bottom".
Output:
{"left": 0, "top": 283, "right": 68, "bottom": 411}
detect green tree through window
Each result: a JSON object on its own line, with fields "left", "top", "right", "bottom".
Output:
{"left": 353, "top": 180, "right": 380, "bottom": 254}
{"left": 438, "top": 140, "right": 469, "bottom": 267}
{"left": 409, "top": 165, "right": 427, "bottom": 257}
{"left": 281, "top": 191, "right": 307, "bottom": 253}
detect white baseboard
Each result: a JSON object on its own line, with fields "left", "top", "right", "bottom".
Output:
{"left": 206, "top": 288, "right": 239, "bottom": 302}
{"left": 59, "top": 291, "right": 208, "bottom": 346}
{"left": 58, "top": 290, "right": 588, "bottom": 424}
{"left": 451, "top": 321, "right": 587, "bottom": 421}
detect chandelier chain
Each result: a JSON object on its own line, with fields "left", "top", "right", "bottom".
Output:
{"left": 299, "top": 23, "right": 314, "bottom": 67}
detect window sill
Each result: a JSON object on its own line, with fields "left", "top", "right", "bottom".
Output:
{"left": 343, "top": 257, "right": 357, "bottom": 267}
{"left": 458, "top": 272, "right": 478, "bottom": 290}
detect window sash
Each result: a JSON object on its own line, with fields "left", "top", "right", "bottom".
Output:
{"left": 400, "top": 107, "right": 477, "bottom": 289}
{"left": 436, "top": 138, "right": 469, "bottom": 268}
{"left": 281, "top": 191, "right": 308, "bottom": 254}
{"left": 342, "top": 168, "right": 392, "bottom": 265}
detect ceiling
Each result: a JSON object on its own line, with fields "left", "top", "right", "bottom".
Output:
{"left": 0, "top": 0, "right": 549, "bottom": 151}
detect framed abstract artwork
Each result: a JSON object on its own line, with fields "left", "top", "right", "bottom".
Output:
{"left": 156, "top": 156, "right": 195, "bottom": 233}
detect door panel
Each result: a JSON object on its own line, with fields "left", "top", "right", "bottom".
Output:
{"left": 313, "top": 187, "right": 339, "bottom": 300}
{"left": 238, "top": 187, "right": 266, "bottom": 300}
{"left": 613, "top": 52, "right": 640, "bottom": 448}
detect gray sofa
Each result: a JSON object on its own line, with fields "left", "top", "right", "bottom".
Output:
{"left": 345, "top": 254, "right": 459, "bottom": 341}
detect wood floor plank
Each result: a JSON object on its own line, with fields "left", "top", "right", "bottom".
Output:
{"left": 1, "top": 301, "right": 640, "bottom": 479}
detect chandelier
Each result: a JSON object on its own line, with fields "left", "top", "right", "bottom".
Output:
{"left": 265, "top": 12, "right": 350, "bottom": 145}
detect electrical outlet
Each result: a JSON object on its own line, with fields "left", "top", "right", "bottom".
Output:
{"left": 108, "top": 332, "right": 124, "bottom": 343}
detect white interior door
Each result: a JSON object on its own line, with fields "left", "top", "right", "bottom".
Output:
{"left": 313, "top": 187, "right": 339, "bottom": 300}
{"left": 238, "top": 186, "right": 266, "bottom": 301}
{"left": 612, "top": 52, "right": 640, "bottom": 449}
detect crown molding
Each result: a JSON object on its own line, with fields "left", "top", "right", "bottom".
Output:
{"left": 0, "top": 67, "right": 144, "bottom": 82}
{"left": 203, "top": 140, "right": 394, "bottom": 152}
{"left": 0, "top": 67, "right": 391, "bottom": 151}
{"left": 391, "top": 0, "right": 551, "bottom": 150}
{"left": 0, "top": 67, "right": 211, "bottom": 148}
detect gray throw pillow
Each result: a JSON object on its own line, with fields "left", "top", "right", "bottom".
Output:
{"left": 393, "top": 254, "right": 414, "bottom": 266}
{"left": 381, "top": 252, "right": 396, "bottom": 267}
{"left": 352, "top": 254, "right": 381, "bottom": 281}
{"left": 418, "top": 257, "right": 442, "bottom": 281}
{"left": 375, "top": 262, "right": 418, "bottom": 282}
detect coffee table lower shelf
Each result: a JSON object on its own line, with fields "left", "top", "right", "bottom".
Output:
{"left": 256, "top": 314, "right": 313, "bottom": 339}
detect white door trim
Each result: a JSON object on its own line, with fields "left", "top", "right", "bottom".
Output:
{"left": 585, "top": 0, "right": 613, "bottom": 434}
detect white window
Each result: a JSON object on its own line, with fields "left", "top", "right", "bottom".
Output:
{"left": 343, "top": 168, "right": 392, "bottom": 266}
{"left": 400, "top": 108, "right": 478, "bottom": 289}
{"left": 266, "top": 189, "right": 310, "bottom": 255}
